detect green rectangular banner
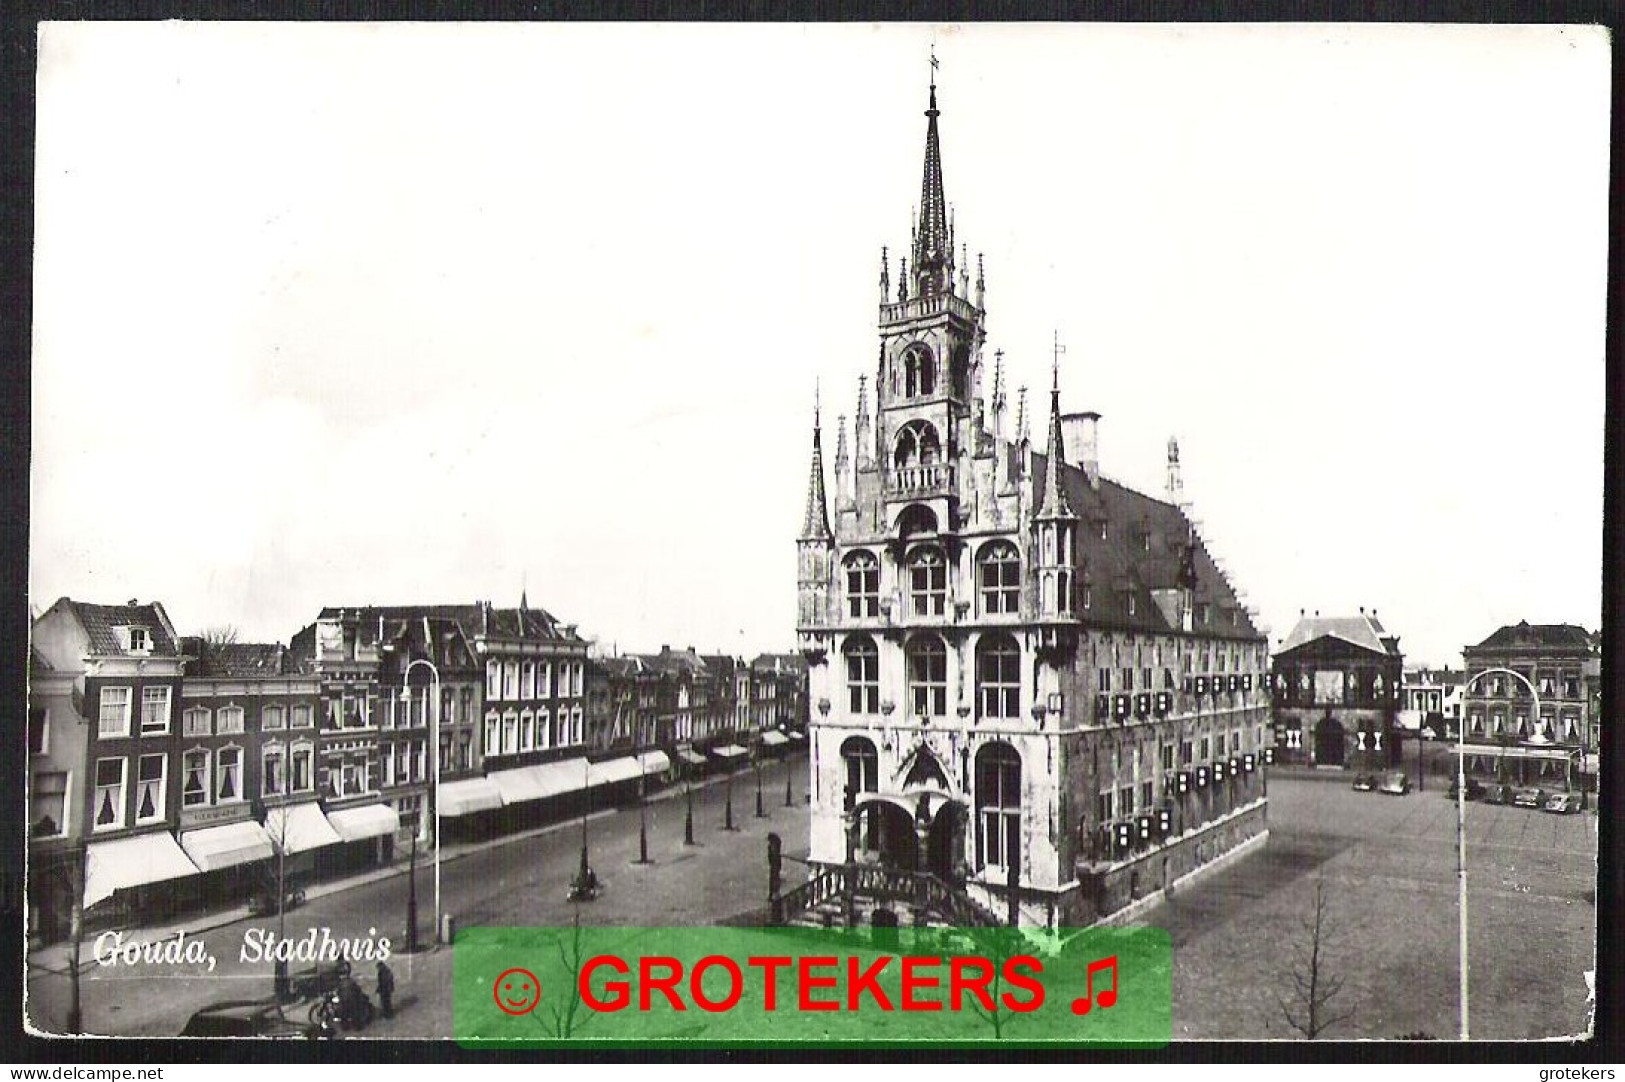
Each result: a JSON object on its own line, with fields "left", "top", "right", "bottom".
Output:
{"left": 455, "top": 925, "right": 1170, "bottom": 1048}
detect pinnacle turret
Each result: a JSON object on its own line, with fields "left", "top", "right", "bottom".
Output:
{"left": 1037, "top": 363, "right": 1074, "bottom": 519}
{"left": 799, "top": 393, "right": 833, "bottom": 543}
{"left": 911, "top": 76, "right": 951, "bottom": 299}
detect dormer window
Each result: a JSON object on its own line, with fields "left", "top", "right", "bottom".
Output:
{"left": 125, "top": 626, "right": 150, "bottom": 653}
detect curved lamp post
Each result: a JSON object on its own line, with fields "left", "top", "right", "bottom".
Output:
{"left": 403, "top": 657, "right": 442, "bottom": 946}
{"left": 1455, "top": 666, "right": 1540, "bottom": 1041}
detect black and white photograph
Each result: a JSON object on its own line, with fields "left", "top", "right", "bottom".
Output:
{"left": 19, "top": 20, "right": 1608, "bottom": 1048}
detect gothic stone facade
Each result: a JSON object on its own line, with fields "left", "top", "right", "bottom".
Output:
{"left": 795, "top": 79, "right": 1270, "bottom": 929}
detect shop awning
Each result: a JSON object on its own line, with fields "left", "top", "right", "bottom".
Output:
{"left": 180, "top": 819, "right": 275, "bottom": 872}
{"left": 677, "top": 750, "right": 707, "bottom": 766}
{"left": 437, "top": 777, "right": 504, "bottom": 817}
{"left": 84, "top": 832, "right": 200, "bottom": 909}
{"left": 788, "top": 731, "right": 806, "bottom": 740}
{"left": 638, "top": 751, "right": 672, "bottom": 775}
{"left": 490, "top": 767, "right": 547, "bottom": 805}
{"left": 530, "top": 758, "right": 590, "bottom": 800}
{"left": 326, "top": 803, "right": 400, "bottom": 842}
{"left": 588, "top": 757, "right": 643, "bottom": 787}
{"left": 760, "top": 731, "right": 790, "bottom": 747}
{"left": 264, "top": 802, "right": 342, "bottom": 854}
{"left": 711, "top": 744, "right": 749, "bottom": 759}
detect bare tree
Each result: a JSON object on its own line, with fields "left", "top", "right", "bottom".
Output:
{"left": 963, "top": 924, "right": 1029, "bottom": 1040}
{"left": 534, "top": 912, "right": 598, "bottom": 1040}
{"left": 1275, "top": 877, "right": 1353, "bottom": 1039}
{"left": 200, "top": 625, "right": 240, "bottom": 647}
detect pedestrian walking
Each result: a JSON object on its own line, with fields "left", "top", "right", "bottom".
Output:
{"left": 376, "top": 960, "right": 395, "bottom": 1019}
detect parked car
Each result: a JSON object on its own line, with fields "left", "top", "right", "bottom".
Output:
{"left": 1510, "top": 787, "right": 1547, "bottom": 809}
{"left": 1480, "top": 783, "right": 1514, "bottom": 805}
{"left": 181, "top": 1000, "right": 330, "bottom": 1039}
{"left": 1446, "top": 777, "right": 1486, "bottom": 801}
{"left": 1544, "top": 792, "right": 1582, "bottom": 815}
{"left": 1378, "top": 771, "right": 1412, "bottom": 795}
{"left": 1352, "top": 773, "right": 1378, "bottom": 792}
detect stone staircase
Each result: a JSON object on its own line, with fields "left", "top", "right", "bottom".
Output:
{"left": 778, "top": 863, "right": 1008, "bottom": 932}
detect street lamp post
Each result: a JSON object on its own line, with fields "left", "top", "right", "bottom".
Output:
{"left": 1456, "top": 666, "right": 1542, "bottom": 1042}
{"left": 683, "top": 768, "right": 696, "bottom": 846}
{"left": 635, "top": 750, "right": 651, "bottom": 865}
{"left": 754, "top": 745, "right": 766, "bottom": 819}
{"left": 784, "top": 746, "right": 795, "bottom": 808}
{"left": 403, "top": 657, "right": 442, "bottom": 945}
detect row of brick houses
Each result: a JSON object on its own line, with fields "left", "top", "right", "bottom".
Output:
{"left": 26, "top": 596, "right": 806, "bottom": 944}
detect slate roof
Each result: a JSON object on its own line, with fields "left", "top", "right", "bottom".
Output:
{"left": 752, "top": 653, "right": 807, "bottom": 675}
{"left": 1470, "top": 621, "right": 1594, "bottom": 652}
{"left": 314, "top": 603, "right": 584, "bottom": 644}
{"left": 1276, "top": 614, "right": 1400, "bottom": 658}
{"left": 63, "top": 601, "right": 179, "bottom": 657}
{"left": 1030, "top": 450, "right": 1262, "bottom": 641}
{"left": 185, "top": 641, "right": 291, "bottom": 678}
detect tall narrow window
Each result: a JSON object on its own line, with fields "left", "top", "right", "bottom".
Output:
{"left": 291, "top": 744, "right": 313, "bottom": 791}
{"left": 844, "top": 635, "right": 880, "bottom": 715}
{"left": 977, "top": 634, "right": 1021, "bottom": 719}
{"left": 135, "top": 754, "right": 165, "bottom": 822}
{"left": 262, "top": 705, "right": 286, "bottom": 731}
{"left": 94, "top": 758, "right": 127, "bottom": 830}
{"left": 483, "top": 711, "right": 500, "bottom": 757}
{"left": 840, "top": 736, "right": 880, "bottom": 849}
{"left": 183, "top": 708, "right": 212, "bottom": 738}
{"left": 216, "top": 747, "right": 242, "bottom": 802}
{"left": 976, "top": 743, "right": 1022, "bottom": 869}
{"left": 182, "top": 750, "right": 211, "bottom": 808}
{"left": 486, "top": 660, "right": 502, "bottom": 700}
{"left": 978, "top": 542, "right": 1021, "bottom": 615}
{"left": 909, "top": 548, "right": 947, "bottom": 617}
{"left": 906, "top": 634, "right": 948, "bottom": 718}
{"left": 98, "top": 687, "right": 132, "bottom": 738}
{"left": 845, "top": 552, "right": 880, "bottom": 618}
{"left": 140, "top": 687, "right": 171, "bottom": 735}
{"left": 262, "top": 744, "right": 286, "bottom": 796}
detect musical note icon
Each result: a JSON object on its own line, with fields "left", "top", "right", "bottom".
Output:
{"left": 1070, "top": 955, "right": 1119, "bottom": 1015}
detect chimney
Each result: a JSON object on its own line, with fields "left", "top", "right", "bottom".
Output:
{"left": 1061, "top": 411, "right": 1101, "bottom": 483}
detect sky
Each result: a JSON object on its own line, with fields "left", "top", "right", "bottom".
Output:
{"left": 29, "top": 22, "right": 1609, "bottom": 667}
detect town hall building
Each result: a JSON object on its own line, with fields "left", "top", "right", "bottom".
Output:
{"left": 794, "top": 73, "right": 1272, "bottom": 929}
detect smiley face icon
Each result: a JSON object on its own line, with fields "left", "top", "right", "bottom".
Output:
{"left": 494, "top": 967, "right": 542, "bottom": 1015}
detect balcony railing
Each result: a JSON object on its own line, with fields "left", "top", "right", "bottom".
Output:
{"left": 888, "top": 463, "right": 955, "bottom": 497}
{"left": 879, "top": 291, "right": 980, "bottom": 326}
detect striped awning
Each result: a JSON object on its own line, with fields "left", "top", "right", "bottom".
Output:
{"left": 438, "top": 777, "right": 504, "bottom": 817}
{"left": 84, "top": 832, "right": 200, "bottom": 909}
{"left": 180, "top": 819, "right": 275, "bottom": 872}
{"left": 326, "top": 803, "right": 400, "bottom": 842}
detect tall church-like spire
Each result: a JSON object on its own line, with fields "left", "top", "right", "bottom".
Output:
{"left": 800, "top": 388, "right": 834, "bottom": 542}
{"left": 912, "top": 60, "right": 951, "bottom": 299}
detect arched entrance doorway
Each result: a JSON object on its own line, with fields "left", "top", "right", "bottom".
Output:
{"left": 1315, "top": 715, "right": 1346, "bottom": 767}
{"left": 856, "top": 798, "right": 919, "bottom": 870}
{"left": 924, "top": 802, "right": 967, "bottom": 882}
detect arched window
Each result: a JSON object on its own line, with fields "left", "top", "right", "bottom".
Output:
{"left": 892, "top": 420, "right": 942, "bottom": 470}
{"left": 909, "top": 547, "right": 947, "bottom": 617}
{"left": 841, "top": 736, "right": 881, "bottom": 850}
{"left": 906, "top": 634, "right": 948, "bottom": 718}
{"left": 975, "top": 743, "right": 1022, "bottom": 869}
{"left": 977, "top": 634, "right": 1021, "bottom": 719}
{"left": 845, "top": 552, "right": 880, "bottom": 618}
{"left": 844, "top": 635, "right": 880, "bottom": 715}
{"left": 903, "top": 343, "right": 936, "bottom": 398}
{"left": 978, "top": 541, "right": 1021, "bottom": 615}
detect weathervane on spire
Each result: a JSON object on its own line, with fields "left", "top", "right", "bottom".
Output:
{"left": 1052, "top": 329, "right": 1066, "bottom": 389}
